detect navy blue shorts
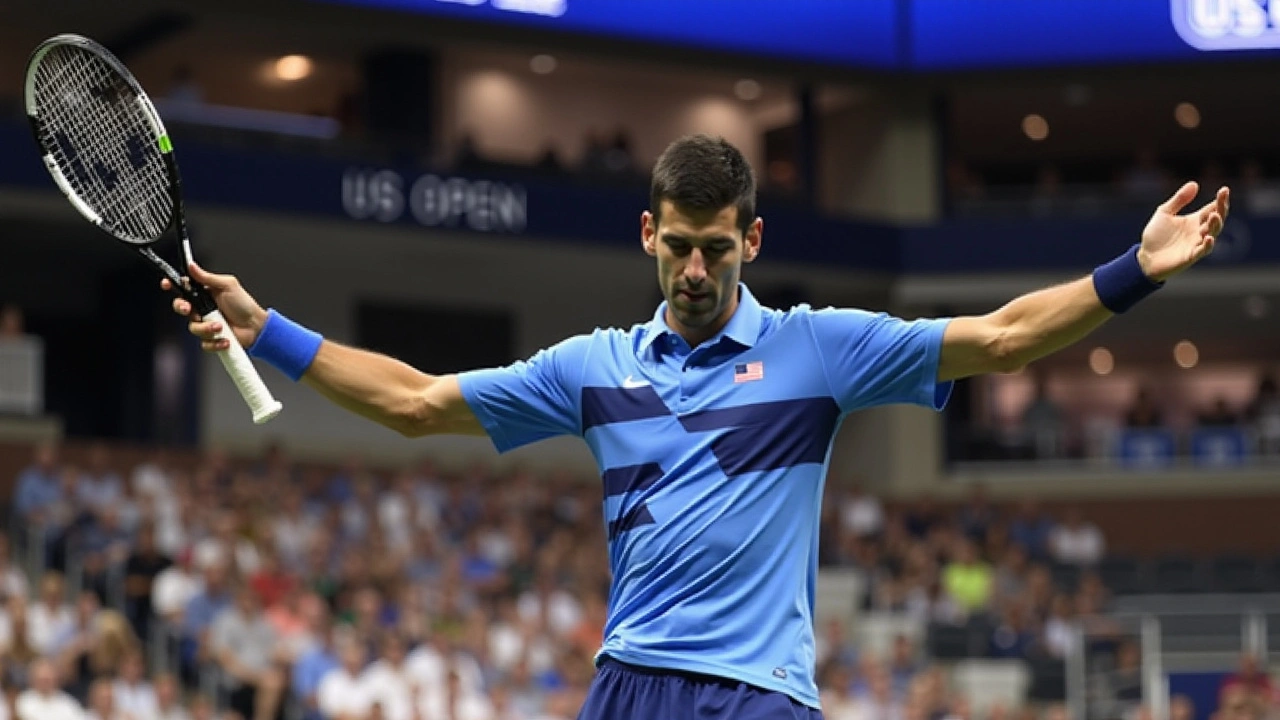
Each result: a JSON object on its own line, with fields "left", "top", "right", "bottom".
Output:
{"left": 577, "top": 656, "right": 824, "bottom": 720}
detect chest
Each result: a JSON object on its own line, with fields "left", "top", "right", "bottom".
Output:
{"left": 580, "top": 332, "right": 839, "bottom": 477}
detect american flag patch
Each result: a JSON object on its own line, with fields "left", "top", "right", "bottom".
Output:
{"left": 734, "top": 361, "right": 764, "bottom": 383}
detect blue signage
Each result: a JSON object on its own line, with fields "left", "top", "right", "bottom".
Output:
{"left": 1171, "top": 0, "right": 1280, "bottom": 51}
{"left": 316, "top": 0, "right": 1280, "bottom": 70}
{"left": 314, "top": 0, "right": 902, "bottom": 68}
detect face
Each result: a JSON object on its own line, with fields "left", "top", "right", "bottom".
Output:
{"left": 642, "top": 201, "right": 761, "bottom": 343}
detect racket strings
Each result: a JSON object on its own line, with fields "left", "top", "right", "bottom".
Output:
{"left": 33, "top": 45, "right": 173, "bottom": 243}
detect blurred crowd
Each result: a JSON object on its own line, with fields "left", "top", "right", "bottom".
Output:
{"left": 0, "top": 442, "right": 1274, "bottom": 720}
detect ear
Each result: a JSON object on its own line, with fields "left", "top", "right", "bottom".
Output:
{"left": 641, "top": 211, "right": 658, "bottom": 257}
{"left": 743, "top": 217, "right": 763, "bottom": 263}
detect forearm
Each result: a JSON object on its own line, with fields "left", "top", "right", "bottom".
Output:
{"left": 988, "top": 276, "right": 1113, "bottom": 368}
{"left": 301, "top": 340, "right": 439, "bottom": 436}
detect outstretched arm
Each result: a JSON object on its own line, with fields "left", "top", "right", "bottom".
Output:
{"left": 938, "top": 182, "right": 1228, "bottom": 382}
{"left": 164, "top": 264, "right": 485, "bottom": 438}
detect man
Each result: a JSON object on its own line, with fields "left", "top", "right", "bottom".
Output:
{"left": 208, "top": 586, "right": 283, "bottom": 720}
{"left": 167, "top": 134, "right": 1227, "bottom": 719}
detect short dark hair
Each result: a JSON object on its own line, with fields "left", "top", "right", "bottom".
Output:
{"left": 650, "top": 134, "right": 756, "bottom": 234}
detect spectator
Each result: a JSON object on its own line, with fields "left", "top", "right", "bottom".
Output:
{"left": 840, "top": 480, "right": 885, "bottom": 542}
{"left": 1198, "top": 396, "right": 1240, "bottom": 428}
{"left": 1021, "top": 375, "right": 1066, "bottom": 459}
{"left": 1126, "top": 387, "right": 1164, "bottom": 429}
{"left": 903, "top": 497, "right": 941, "bottom": 540}
{"left": 941, "top": 539, "right": 993, "bottom": 616}
{"left": 1170, "top": 694, "right": 1196, "bottom": 720}
{"left": 1099, "top": 639, "right": 1144, "bottom": 720}
{"left": 177, "top": 561, "right": 231, "bottom": 685}
{"left": 1007, "top": 500, "right": 1055, "bottom": 562}
{"left": 991, "top": 544, "right": 1029, "bottom": 611}
{"left": 209, "top": 587, "right": 282, "bottom": 720}
{"left": 123, "top": 526, "right": 171, "bottom": 641}
{"left": 357, "top": 633, "right": 414, "bottom": 720}
{"left": 988, "top": 601, "right": 1036, "bottom": 659}
{"left": 0, "top": 303, "right": 25, "bottom": 337}
{"left": 955, "top": 483, "right": 998, "bottom": 544}
{"left": 83, "top": 678, "right": 118, "bottom": 720}
{"left": 14, "top": 443, "right": 62, "bottom": 526}
{"left": 1220, "top": 653, "right": 1275, "bottom": 709}
{"left": 1040, "top": 594, "right": 1077, "bottom": 659}
{"left": 15, "top": 659, "right": 83, "bottom": 720}
{"left": 1246, "top": 375, "right": 1280, "bottom": 456}
{"left": 0, "top": 537, "right": 29, "bottom": 603}
{"left": 420, "top": 666, "right": 495, "bottom": 720}
{"left": 1048, "top": 508, "right": 1105, "bottom": 567}
{"left": 291, "top": 624, "right": 342, "bottom": 720}
{"left": 152, "top": 673, "right": 189, "bottom": 720}
{"left": 317, "top": 635, "right": 368, "bottom": 720}
{"left": 27, "top": 573, "right": 75, "bottom": 658}
{"left": 152, "top": 550, "right": 201, "bottom": 628}
{"left": 111, "top": 650, "right": 157, "bottom": 720}
{"left": 77, "top": 444, "right": 123, "bottom": 516}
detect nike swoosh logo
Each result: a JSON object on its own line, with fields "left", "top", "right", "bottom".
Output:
{"left": 622, "top": 375, "right": 649, "bottom": 389}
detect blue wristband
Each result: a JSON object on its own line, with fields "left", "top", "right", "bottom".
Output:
{"left": 247, "top": 309, "right": 324, "bottom": 381}
{"left": 1092, "top": 244, "right": 1164, "bottom": 314}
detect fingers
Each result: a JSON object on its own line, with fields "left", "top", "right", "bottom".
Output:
{"left": 1160, "top": 181, "right": 1199, "bottom": 215}
{"left": 187, "top": 261, "right": 236, "bottom": 291}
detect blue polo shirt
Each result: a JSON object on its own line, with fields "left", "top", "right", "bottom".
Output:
{"left": 457, "top": 284, "right": 951, "bottom": 708}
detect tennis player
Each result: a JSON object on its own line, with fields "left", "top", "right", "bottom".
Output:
{"left": 167, "top": 135, "right": 1228, "bottom": 720}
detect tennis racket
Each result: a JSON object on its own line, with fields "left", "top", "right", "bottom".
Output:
{"left": 24, "top": 33, "right": 283, "bottom": 425}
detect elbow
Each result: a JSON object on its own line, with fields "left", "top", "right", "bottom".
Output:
{"left": 392, "top": 381, "right": 445, "bottom": 438}
{"left": 988, "top": 327, "right": 1027, "bottom": 374}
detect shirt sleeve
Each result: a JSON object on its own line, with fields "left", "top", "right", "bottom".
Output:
{"left": 809, "top": 308, "right": 953, "bottom": 413}
{"left": 455, "top": 333, "right": 592, "bottom": 453}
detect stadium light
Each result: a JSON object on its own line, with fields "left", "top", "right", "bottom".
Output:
{"left": 1175, "top": 102, "right": 1201, "bottom": 129}
{"left": 274, "top": 55, "right": 313, "bottom": 82}
{"left": 1089, "top": 347, "right": 1113, "bottom": 375}
{"left": 1022, "top": 114, "right": 1049, "bottom": 141}
{"left": 1173, "top": 340, "right": 1199, "bottom": 369}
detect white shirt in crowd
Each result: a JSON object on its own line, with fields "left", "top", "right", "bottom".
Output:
{"left": 420, "top": 690, "right": 494, "bottom": 720}
{"left": 16, "top": 689, "right": 85, "bottom": 720}
{"left": 152, "top": 568, "right": 203, "bottom": 620}
{"left": 516, "top": 590, "right": 582, "bottom": 639}
{"left": 487, "top": 623, "right": 557, "bottom": 675}
{"left": 359, "top": 661, "right": 416, "bottom": 720}
{"left": 841, "top": 493, "right": 885, "bottom": 538}
{"left": 405, "top": 645, "right": 485, "bottom": 700}
{"left": 317, "top": 668, "right": 369, "bottom": 720}
{"left": 26, "top": 602, "right": 75, "bottom": 656}
{"left": 0, "top": 565, "right": 29, "bottom": 601}
{"left": 112, "top": 680, "right": 159, "bottom": 720}
{"left": 1049, "top": 523, "right": 1106, "bottom": 566}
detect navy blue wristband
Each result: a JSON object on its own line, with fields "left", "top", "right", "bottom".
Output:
{"left": 247, "top": 309, "right": 324, "bottom": 381}
{"left": 1092, "top": 244, "right": 1164, "bottom": 314}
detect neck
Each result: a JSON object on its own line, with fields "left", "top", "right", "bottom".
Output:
{"left": 665, "top": 287, "right": 740, "bottom": 347}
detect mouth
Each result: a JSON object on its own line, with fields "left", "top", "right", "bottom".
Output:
{"left": 678, "top": 289, "right": 710, "bottom": 304}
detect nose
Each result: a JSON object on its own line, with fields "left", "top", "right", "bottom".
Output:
{"left": 683, "top": 248, "right": 708, "bottom": 285}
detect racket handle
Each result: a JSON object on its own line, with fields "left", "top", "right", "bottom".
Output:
{"left": 205, "top": 310, "right": 283, "bottom": 424}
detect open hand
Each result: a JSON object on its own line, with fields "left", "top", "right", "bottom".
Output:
{"left": 1138, "top": 182, "right": 1229, "bottom": 282}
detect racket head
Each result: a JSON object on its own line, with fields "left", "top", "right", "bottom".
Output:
{"left": 24, "top": 34, "right": 177, "bottom": 246}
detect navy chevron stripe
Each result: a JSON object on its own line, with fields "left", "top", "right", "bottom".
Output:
{"left": 582, "top": 385, "right": 671, "bottom": 431}
{"left": 679, "top": 397, "right": 841, "bottom": 476}
{"left": 607, "top": 504, "right": 655, "bottom": 540}
{"left": 602, "top": 463, "right": 663, "bottom": 498}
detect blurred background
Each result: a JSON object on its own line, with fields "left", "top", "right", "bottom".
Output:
{"left": 1, "top": 0, "right": 1280, "bottom": 719}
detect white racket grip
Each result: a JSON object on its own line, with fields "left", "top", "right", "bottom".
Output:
{"left": 205, "top": 310, "right": 283, "bottom": 424}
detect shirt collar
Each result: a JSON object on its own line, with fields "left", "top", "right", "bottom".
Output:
{"left": 638, "top": 283, "right": 763, "bottom": 354}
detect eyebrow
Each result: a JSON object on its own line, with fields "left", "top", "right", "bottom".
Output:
{"left": 660, "top": 233, "right": 737, "bottom": 246}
